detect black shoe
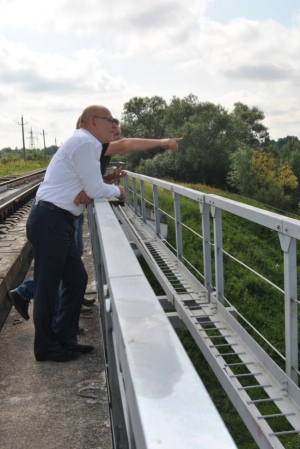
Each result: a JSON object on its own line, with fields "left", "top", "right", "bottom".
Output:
{"left": 77, "top": 327, "right": 85, "bottom": 335}
{"left": 36, "top": 349, "right": 82, "bottom": 362}
{"left": 82, "top": 297, "right": 96, "bottom": 306}
{"left": 81, "top": 304, "right": 92, "bottom": 314}
{"left": 65, "top": 344, "right": 94, "bottom": 354}
{"left": 8, "top": 290, "right": 30, "bottom": 320}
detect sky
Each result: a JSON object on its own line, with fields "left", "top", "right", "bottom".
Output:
{"left": 0, "top": 0, "right": 300, "bottom": 149}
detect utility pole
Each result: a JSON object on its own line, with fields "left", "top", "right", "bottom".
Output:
{"left": 41, "top": 129, "right": 47, "bottom": 158}
{"left": 54, "top": 137, "right": 57, "bottom": 146}
{"left": 27, "top": 127, "right": 35, "bottom": 149}
{"left": 18, "top": 115, "right": 27, "bottom": 161}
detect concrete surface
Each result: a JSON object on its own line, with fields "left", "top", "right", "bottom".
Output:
{"left": 0, "top": 213, "right": 113, "bottom": 449}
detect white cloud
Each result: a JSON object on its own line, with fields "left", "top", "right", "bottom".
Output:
{"left": 214, "top": 89, "right": 300, "bottom": 140}
{"left": 172, "top": 16, "right": 300, "bottom": 96}
{"left": 0, "top": 0, "right": 62, "bottom": 31}
{"left": 0, "top": 31, "right": 137, "bottom": 148}
{"left": 0, "top": 34, "right": 129, "bottom": 94}
{"left": 0, "top": 0, "right": 210, "bottom": 35}
{"left": 0, "top": 0, "right": 300, "bottom": 147}
{"left": 174, "top": 15, "right": 300, "bottom": 139}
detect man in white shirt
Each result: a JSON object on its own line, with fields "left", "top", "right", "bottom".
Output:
{"left": 26, "top": 105, "right": 126, "bottom": 362}
{"left": 26, "top": 104, "right": 182, "bottom": 362}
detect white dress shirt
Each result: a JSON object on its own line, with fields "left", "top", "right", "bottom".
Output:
{"left": 36, "top": 128, "right": 120, "bottom": 216}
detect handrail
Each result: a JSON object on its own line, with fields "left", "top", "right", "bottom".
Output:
{"left": 87, "top": 199, "right": 237, "bottom": 449}
{"left": 123, "top": 171, "right": 299, "bottom": 387}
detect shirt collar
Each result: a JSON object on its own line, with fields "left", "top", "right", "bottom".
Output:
{"left": 75, "top": 128, "right": 102, "bottom": 147}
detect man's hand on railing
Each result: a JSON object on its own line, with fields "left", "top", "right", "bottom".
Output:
{"left": 74, "top": 190, "right": 93, "bottom": 206}
{"left": 159, "top": 138, "right": 183, "bottom": 151}
{"left": 117, "top": 185, "right": 126, "bottom": 201}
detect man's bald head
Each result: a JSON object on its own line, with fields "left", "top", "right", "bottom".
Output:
{"left": 79, "top": 104, "right": 114, "bottom": 143}
{"left": 80, "top": 105, "right": 110, "bottom": 124}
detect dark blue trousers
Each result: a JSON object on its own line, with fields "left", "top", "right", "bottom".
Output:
{"left": 26, "top": 204, "right": 88, "bottom": 359}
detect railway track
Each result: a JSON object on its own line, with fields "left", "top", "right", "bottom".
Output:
{"left": 0, "top": 170, "right": 44, "bottom": 330}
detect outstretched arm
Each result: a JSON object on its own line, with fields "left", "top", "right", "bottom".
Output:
{"left": 106, "top": 137, "right": 182, "bottom": 155}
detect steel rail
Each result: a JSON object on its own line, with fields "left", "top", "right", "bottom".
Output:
{"left": 0, "top": 183, "right": 40, "bottom": 330}
{"left": 0, "top": 169, "right": 45, "bottom": 189}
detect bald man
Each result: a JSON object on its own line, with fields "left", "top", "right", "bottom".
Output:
{"left": 27, "top": 105, "right": 181, "bottom": 362}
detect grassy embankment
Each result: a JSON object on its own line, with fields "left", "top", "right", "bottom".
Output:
{"left": 136, "top": 180, "right": 300, "bottom": 449}
{"left": 0, "top": 160, "right": 49, "bottom": 178}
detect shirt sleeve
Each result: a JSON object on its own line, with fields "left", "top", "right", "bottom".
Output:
{"left": 73, "top": 141, "right": 120, "bottom": 199}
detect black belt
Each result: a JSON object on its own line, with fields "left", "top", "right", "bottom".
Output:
{"left": 35, "top": 200, "right": 76, "bottom": 221}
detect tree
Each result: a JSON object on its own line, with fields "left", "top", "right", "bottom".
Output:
{"left": 45, "top": 145, "right": 59, "bottom": 156}
{"left": 0, "top": 153, "right": 22, "bottom": 164}
{"left": 137, "top": 151, "right": 178, "bottom": 180}
{"left": 0, "top": 147, "right": 13, "bottom": 158}
{"left": 276, "top": 136, "right": 299, "bottom": 151}
{"left": 279, "top": 138, "right": 300, "bottom": 163}
{"left": 163, "top": 94, "right": 200, "bottom": 131}
{"left": 119, "top": 95, "right": 270, "bottom": 190}
{"left": 281, "top": 143, "right": 300, "bottom": 207}
{"left": 164, "top": 97, "right": 232, "bottom": 187}
{"left": 229, "top": 102, "right": 269, "bottom": 147}
{"left": 121, "top": 96, "right": 168, "bottom": 170}
{"left": 122, "top": 96, "right": 167, "bottom": 136}
{"left": 227, "top": 144, "right": 254, "bottom": 196}
{"left": 249, "top": 151, "right": 298, "bottom": 209}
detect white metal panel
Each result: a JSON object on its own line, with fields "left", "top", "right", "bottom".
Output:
{"left": 94, "top": 199, "right": 144, "bottom": 278}
{"left": 94, "top": 198, "right": 237, "bottom": 449}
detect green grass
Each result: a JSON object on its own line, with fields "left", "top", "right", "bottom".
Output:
{"left": 0, "top": 160, "right": 48, "bottom": 178}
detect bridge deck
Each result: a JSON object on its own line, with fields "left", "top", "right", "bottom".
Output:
{"left": 0, "top": 213, "right": 112, "bottom": 449}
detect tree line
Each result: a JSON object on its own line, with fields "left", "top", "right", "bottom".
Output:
{"left": 118, "top": 94, "right": 300, "bottom": 212}
{"left": 2, "top": 94, "right": 300, "bottom": 212}
{"left": 0, "top": 146, "right": 58, "bottom": 163}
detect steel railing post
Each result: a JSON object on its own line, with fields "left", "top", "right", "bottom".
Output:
{"left": 132, "top": 178, "right": 138, "bottom": 215}
{"left": 279, "top": 233, "right": 298, "bottom": 385}
{"left": 173, "top": 191, "right": 183, "bottom": 262}
{"left": 211, "top": 205, "right": 224, "bottom": 305}
{"left": 200, "top": 200, "right": 213, "bottom": 302}
{"left": 152, "top": 184, "right": 161, "bottom": 238}
{"left": 124, "top": 175, "right": 129, "bottom": 206}
{"left": 140, "top": 179, "right": 147, "bottom": 224}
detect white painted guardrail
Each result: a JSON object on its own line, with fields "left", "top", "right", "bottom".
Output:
{"left": 123, "top": 172, "right": 299, "bottom": 388}
{"left": 88, "top": 198, "right": 237, "bottom": 449}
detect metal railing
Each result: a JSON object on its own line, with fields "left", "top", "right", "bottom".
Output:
{"left": 87, "top": 198, "right": 237, "bottom": 449}
{"left": 123, "top": 172, "right": 299, "bottom": 387}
